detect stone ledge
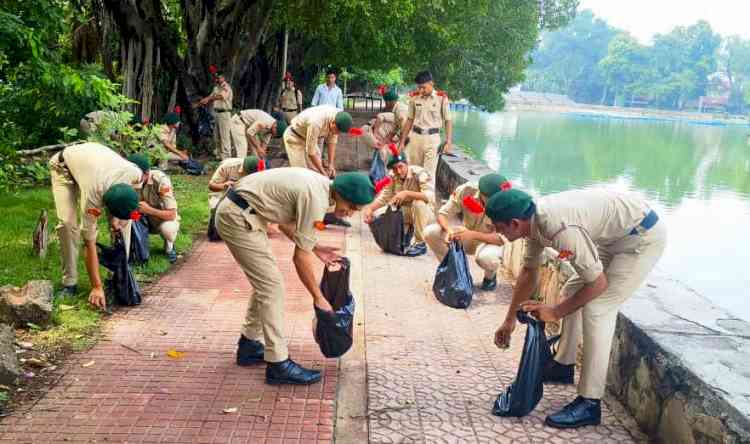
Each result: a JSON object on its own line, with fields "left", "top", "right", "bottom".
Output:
{"left": 435, "top": 149, "right": 750, "bottom": 443}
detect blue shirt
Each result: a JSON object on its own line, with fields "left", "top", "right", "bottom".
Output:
{"left": 311, "top": 84, "right": 344, "bottom": 110}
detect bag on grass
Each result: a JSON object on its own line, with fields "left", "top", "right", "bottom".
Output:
{"left": 178, "top": 158, "right": 205, "bottom": 175}
{"left": 314, "top": 258, "right": 355, "bottom": 358}
{"left": 492, "top": 311, "right": 559, "bottom": 417}
{"left": 432, "top": 241, "right": 473, "bottom": 308}
{"left": 129, "top": 218, "right": 150, "bottom": 265}
{"left": 207, "top": 208, "right": 222, "bottom": 241}
{"left": 368, "top": 150, "right": 386, "bottom": 185}
{"left": 369, "top": 206, "right": 413, "bottom": 256}
{"left": 98, "top": 238, "right": 142, "bottom": 307}
{"left": 197, "top": 106, "right": 214, "bottom": 138}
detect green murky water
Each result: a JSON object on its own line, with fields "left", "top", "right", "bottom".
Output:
{"left": 453, "top": 110, "right": 750, "bottom": 320}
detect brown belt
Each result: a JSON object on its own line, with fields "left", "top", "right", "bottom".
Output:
{"left": 413, "top": 126, "right": 440, "bottom": 135}
{"left": 282, "top": 108, "right": 298, "bottom": 112}
{"left": 290, "top": 128, "right": 305, "bottom": 139}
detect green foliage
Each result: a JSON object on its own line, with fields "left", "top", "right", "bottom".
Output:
{"left": 84, "top": 112, "right": 169, "bottom": 164}
{"left": 0, "top": 154, "right": 50, "bottom": 191}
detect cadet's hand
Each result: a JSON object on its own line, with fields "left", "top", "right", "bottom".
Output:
{"left": 256, "top": 146, "right": 267, "bottom": 158}
{"left": 223, "top": 181, "right": 236, "bottom": 190}
{"left": 313, "top": 245, "right": 341, "bottom": 265}
{"left": 327, "top": 165, "right": 336, "bottom": 178}
{"left": 138, "top": 200, "right": 154, "bottom": 215}
{"left": 442, "top": 228, "right": 452, "bottom": 245}
{"left": 442, "top": 141, "right": 452, "bottom": 154}
{"left": 449, "top": 226, "right": 474, "bottom": 242}
{"left": 313, "top": 296, "right": 334, "bottom": 313}
{"left": 178, "top": 150, "right": 189, "bottom": 161}
{"left": 521, "top": 301, "right": 561, "bottom": 322}
{"left": 363, "top": 209, "right": 374, "bottom": 224}
{"left": 390, "top": 191, "right": 410, "bottom": 206}
{"left": 89, "top": 286, "right": 107, "bottom": 311}
{"left": 494, "top": 317, "right": 516, "bottom": 349}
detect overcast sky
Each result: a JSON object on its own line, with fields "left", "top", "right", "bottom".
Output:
{"left": 579, "top": 0, "right": 750, "bottom": 43}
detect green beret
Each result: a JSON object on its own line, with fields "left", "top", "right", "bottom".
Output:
{"left": 383, "top": 90, "right": 398, "bottom": 101}
{"left": 127, "top": 153, "right": 150, "bottom": 173}
{"left": 332, "top": 172, "right": 375, "bottom": 206}
{"left": 485, "top": 189, "right": 534, "bottom": 223}
{"left": 242, "top": 155, "right": 262, "bottom": 174}
{"left": 275, "top": 118, "right": 287, "bottom": 138}
{"left": 387, "top": 153, "right": 407, "bottom": 169}
{"left": 163, "top": 112, "right": 180, "bottom": 126}
{"left": 103, "top": 183, "right": 140, "bottom": 220}
{"left": 478, "top": 173, "right": 511, "bottom": 198}
{"left": 334, "top": 112, "right": 353, "bottom": 133}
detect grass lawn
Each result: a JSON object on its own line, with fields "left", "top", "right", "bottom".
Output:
{"left": 0, "top": 173, "right": 210, "bottom": 354}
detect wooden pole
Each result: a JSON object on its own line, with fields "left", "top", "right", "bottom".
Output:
{"left": 281, "top": 29, "right": 289, "bottom": 80}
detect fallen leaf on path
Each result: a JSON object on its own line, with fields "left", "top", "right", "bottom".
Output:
{"left": 166, "top": 349, "right": 185, "bottom": 359}
{"left": 158, "top": 330, "right": 168, "bottom": 336}
{"left": 222, "top": 407, "right": 238, "bottom": 414}
{"left": 59, "top": 304, "right": 76, "bottom": 311}
{"left": 81, "top": 360, "right": 95, "bottom": 368}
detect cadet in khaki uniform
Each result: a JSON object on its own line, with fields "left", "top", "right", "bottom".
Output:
{"left": 158, "top": 113, "right": 189, "bottom": 164}
{"left": 398, "top": 71, "right": 452, "bottom": 180}
{"left": 424, "top": 174, "right": 510, "bottom": 290}
{"left": 278, "top": 73, "right": 304, "bottom": 123}
{"left": 208, "top": 156, "right": 264, "bottom": 210}
{"left": 487, "top": 188, "right": 667, "bottom": 429}
{"left": 361, "top": 90, "right": 409, "bottom": 161}
{"left": 230, "top": 109, "right": 287, "bottom": 160}
{"left": 283, "top": 105, "right": 353, "bottom": 177}
{"left": 195, "top": 71, "right": 233, "bottom": 159}
{"left": 127, "top": 154, "right": 181, "bottom": 263}
{"left": 49, "top": 142, "right": 145, "bottom": 310}
{"left": 363, "top": 150, "right": 434, "bottom": 255}
{"left": 215, "top": 168, "right": 374, "bottom": 385}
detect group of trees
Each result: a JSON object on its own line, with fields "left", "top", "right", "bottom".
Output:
{"left": 1, "top": 0, "right": 579, "bottom": 152}
{"left": 523, "top": 10, "right": 750, "bottom": 113}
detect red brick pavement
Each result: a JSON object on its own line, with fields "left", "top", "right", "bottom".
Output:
{"left": 0, "top": 228, "right": 347, "bottom": 444}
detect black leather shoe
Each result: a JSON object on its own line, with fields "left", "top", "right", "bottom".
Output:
{"left": 545, "top": 396, "right": 601, "bottom": 429}
{"left": 236, "top": 335, "right": 265, "bottom": 366}
{"left": 266, "top": 359, "right": 322, "bottom": 385}
{"left": 542, "top": 359, "right": 575, "bottom": 384}
{"left": 323, "top": 213, "right": 351, "bottom": 227}
{"left": 480, "top": 276, "right": 497, "bottom": 291}
{"left": 55, "top": 285, "right": 78, "bottom": 299}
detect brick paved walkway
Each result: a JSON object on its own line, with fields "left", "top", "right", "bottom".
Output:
{"left": 0, "top": 228, "right": 347, "bottom": 444}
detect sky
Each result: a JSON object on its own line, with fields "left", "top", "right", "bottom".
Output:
{"left": 578, "top": 0, "right": 750, "bottom": 43}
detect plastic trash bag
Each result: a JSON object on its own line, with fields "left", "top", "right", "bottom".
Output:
{"left": 207, "top": 208, "right": 222, "bottom": 242}
{"left": 197, "top": 106, "right": 214, "bottom": 138}
{"left": 492, "top": 311, "right": 559, "bottom": 417}
{"left": 314, "top": 258, "right": 355, "bottom": 358}
{"left": 98, "top": 238, "right": 142, "bottom": 307}
{"left": 129, "top": 218, "right": 150, "bottom": 265}
{"left": 369, "top": 150, "right": 386, "bottom": 185}
{"left": 369, "top": 206, "right": 413, "bottom": 255}
{"left": 178, "top": 158, "right": 205, "bottom": 175}
{"left": 432, "top": 241, "right": 474, "bottom": 308}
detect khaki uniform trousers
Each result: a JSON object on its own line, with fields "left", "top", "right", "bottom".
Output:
{"left": 282, "top": 111, "right": 298, "bottom": 124}
{"left": 423, "top": 223, "right": 504, "bottom": 280}
{"left": 215, "top": 198, "right": 288, "bottom": 363}
{"left": 401, "top": 201, "right": 434, "bottom": 243}
{"left": 283, "top": 131, "right": 316, "bottom": 169}
{"left": 553, "top": 222, "right": 667, "bottom": 399}
{"left": 229, "top": 116, "right": 249, "bottom": 159}
{"left": 147, "top": 216, "right": 180, "bottom": 244}
{"left": 214, "top": 112, "right": 233, "bottom": 159}
{"left": 406, "top": 133, "right": 440, "bottom": 182}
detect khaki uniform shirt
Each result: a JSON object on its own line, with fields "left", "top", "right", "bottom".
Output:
{"left": 288, "top": 105, "right": 339, "bottom": 155}
{"left": 279, "top": 87, "right": 303, "bottom": 111}
{"left": 392, "top": 102, "right": 408, "bottom": 134}
{"left": 238, "top": 110, "right": 276, "bottom": 145}
{"left": 407, "top": 91, "right": 452, "bottom": 130}
{"left": 62, "top": 142, "right": 143, "bottom": 241}
{"left": 158, "top": 124, "right": 176, "bottom": 147}
{"left": 373, "top": 166, "right": 434, "bottom": 207}
{"left": 211, "top": 81, "right": 233, "bottom": 111}
{"left": 523, "top": 189, "right": 653, "bottom": 283}
{"left": 141, "top": 169, "right": 179, "bottom": 213}
{"left": 208, "top": 158, "right": 244, "bottom": 206}
{"left": 438, "top": 182, "right": 494, "bottom": 234}
{"left": 234, "top": 168, "right": 332, "bottom": 252}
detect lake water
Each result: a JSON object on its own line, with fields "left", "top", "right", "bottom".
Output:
{"left": 452, "top": 110, "right": 750, "bottom": 321}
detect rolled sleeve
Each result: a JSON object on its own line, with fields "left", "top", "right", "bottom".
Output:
{"left": 158, "top": 178, "right": 178, "bottom": 210}
{"left": 442, "top": 97, "right": 452, "bottom": 122}
{"left": 555, "top": 228, "right": 602, "bottom": 283}
{"left": 293, "top": 194, "right": 327, "bottom": 252}
{"left": 417, "top": 171, "right": 434, "bottom": 203}
{"left": 209, "top": 165, "right": 227, "bottom": 185}
{"left": 81, "top": 193, "right": 101, "bottom": 241}
{"left": 373, "top": 179, "right": 396, "bottom": 208}
{"left": 522, "top": 238, "right": 544, "bottom": 268}
{"left": 438, "top": 189, "right": 463, "bottom": 217}
{"left": 305, "top": 125, "right": 322, "bottom": 155}
{"left": 408, "top": 100, "right": 416, "bottom": 120}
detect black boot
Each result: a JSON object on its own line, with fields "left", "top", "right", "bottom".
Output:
{"left": 545, "top": 396, "right": 601, "bottom": 429}
{"left": 480, "top": 275, "right": 497, "bottom": 291}
{"left": 55, "top": 285, "right": 78, "bottom": 299}
{"left": 266, "top": 359, "right": 322, "bottom": 385}
{"left": 323, "top": 213, "right": 351, "bottom": 227}
{"left": 236, "top": 335, "right": 265, "bottom": 366}
{"left": 542, "top": 359, "right": 575, "bottom": 384}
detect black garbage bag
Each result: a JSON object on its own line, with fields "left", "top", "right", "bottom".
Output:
{"left": 129, "top": 218, "right": 150, "bottom": 265}
{"left": 492, "top": 311, "right": 559, "bottom": 417}
{"left": 314, "top": 258, "right": 355, "bottom": 358}
{"left": 368, "top": 150, "right": 386, "bottom": 185}
{"left": 98, "top": 238, "right": 142, "bottom": 306}
{"left": 196, "top": 106, "right": 214, "bottom": 138}
{"left": 207, "top": 208, "right": 222, "bottom": 242}
{"left": 369, "top": 206, "right": 413, "bottom": 255}
{"left": 432, "top": 241, "right": 474, "bottom": 308}
{"left": 178, "top": 158, "right": 205, "bottom": 175}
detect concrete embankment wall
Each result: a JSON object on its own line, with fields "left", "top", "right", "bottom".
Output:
{"left": 435, "top": 150, "right": 750, "bottom": 444}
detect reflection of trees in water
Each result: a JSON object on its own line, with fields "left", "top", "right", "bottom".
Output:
{"left": 454, "top": 112, "right": 750, "bottom": 206}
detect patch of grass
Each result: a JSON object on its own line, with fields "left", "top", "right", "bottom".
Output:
{"left": 0, "top": 173, "right": 210, "bottom": 353}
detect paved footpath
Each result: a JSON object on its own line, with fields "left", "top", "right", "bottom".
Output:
{"left": 0, "top": 216, "right": 646, "bottom": 443}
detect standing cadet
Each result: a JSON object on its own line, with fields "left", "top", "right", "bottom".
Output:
{"left": 49, "top": 142, "right": 146, "bottom": 310}
{"left": 397, "top": 71, "right": 453, "bottom": 180}
{"left": 363, "top": 149, "right": 434, "bottom": 255}
{"left": 283, "top": 105, "right": 352, "bottom": 178}
{"left": 215, "top": 168, "right": 374, "bottom": 385}
{"left": 423, "top": 174, "right": 510, "bottom": 291}
{"left": 158, "top": 112, "right": 189, "bottom": 165}
{"left": 127, "top": 154, "right": 181, "bottom": 263}
{"left": 229, "top": 109, "right": 287, "bottom": 161}
{"left": 278, "top": 73, "right": 304, "bottom": 123}
{"left": 486, "top": 188, "right": 667, "bottom": 429}
{"left": 195, "top": 70, "right": 233, "bottom": 159}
